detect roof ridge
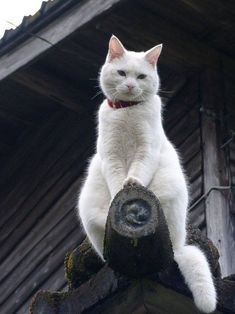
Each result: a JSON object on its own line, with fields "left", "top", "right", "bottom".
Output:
{"left": 0, "top": 0, "right": 78, "bottom": 57}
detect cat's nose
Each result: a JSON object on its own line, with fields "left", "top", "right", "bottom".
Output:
{"left": 126, "top": 84, "right": 135, "bottom": 91}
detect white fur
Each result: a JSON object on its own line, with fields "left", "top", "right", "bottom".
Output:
{"left": 78, "top": 36, "right": 216, "bottom": 313}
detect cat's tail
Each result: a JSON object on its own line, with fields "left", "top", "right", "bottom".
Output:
{"left": 174, "top": 245, "right": 217, "bottom": 313}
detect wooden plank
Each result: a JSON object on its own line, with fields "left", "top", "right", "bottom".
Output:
{"left": 179, "top": 1, "right": 235, "bottom": 57}
{"left": 0, "top": 78, "right": 61, "bottom": 119}
{"left": 89, "top": 280, "right": 221, "bottom": 314}
{"left": 180, "top": 0, "right": 235, "bottom": 29}
{"left": 0, "top": 141, "right": 92, "bottom": 263}
{"left": 1, "top": 228, "right": 80, "bottom": 314}
{"left": 37, "top": 265, "right": 68, "bottom": 292}
{"left": 104, "top": 186, "right": 173, "bottom": 277}
{"left": 188, "top": 201, "right": 205, "bottom": 229}
{"left": 0, "top": 108, "right": 67, "bottom": 192}
{"left": 223, "top": 74, "right": 235, "bottom": 214}
{"left": 0, "top": 177, "right": 83, "bottom": 283}
{"left": 17, "top": 264, "right": 67, "bottom": 314}
{"left": 144, "top": 0, "right": 235, "bottom": 58}
{"left": 0, "top": 113, "right": 93, "bottom": 263}
{"left": 178, "top": 128, "right": 201, "bottom": 165}
{"left": 167, "top": 107, "right": 200, "bottom": 148}
{"left": 158, "top": 67, "right": 187, "bottom": 106}
{"left": 0, "top": 0, "right": 124, "bottom": 81}
{"left": 0, "top": 206, "right": 82, "bottom": 305}
{"left": 0, "top": 103, "right": 32, "bottom": 127}
{"left": 189, "top": 174, "right": 203, "bottom": 205}
{"left": 12, "top": 66, "right": 87, "bottom": 113}
{"left": 201, "top": 69, "right": 235, "bottom": 276}
{"left": 230, "top": 142, "right": 235, "bottom": 163}
{"left": 139, "top": 0, "right": 212, "bottom": 39}
{"left": 0, "top": 110, "right": 92, "bottom": 228}
{"left": 99, "top": 1, "right": 222, "bottom": 71}
{"left": 35, "top": 38, "right": 104, "bottom": 86}
{"left": 164, "top": 78, "right": 199, "bottom": 130}
{"left": 184, "top": 151, "right": 202, "bottom": 183}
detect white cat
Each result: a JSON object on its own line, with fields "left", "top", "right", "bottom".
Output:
{"left": 78, "top": 35, "right": 216, "bottom": 313}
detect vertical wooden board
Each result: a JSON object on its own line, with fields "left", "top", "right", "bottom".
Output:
{"left": 223, "top": 73, "right": 235, "bottom": 215}
{"left": 229, "top": 141, "right": 235, "bottom": 213}
{"left": 200, "top": 69, "right": 235, "bottom": 276}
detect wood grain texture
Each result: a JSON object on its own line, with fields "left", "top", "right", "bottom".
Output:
{"left": 30, "top": 226, "right": 230, "bottom": 314}
{"left": 104, "top": 186, "right": 173, "bottom": 276}
{"left": 0, "top": 0, "right": 124, "bottom": 81}
{"left": 0, "top": 107, "right": 94, "bottom": 313}
{"left": 0, "top": 115, "right": 93, "bottom": 263}
{"left": 0, "top": 180, "right": 81, "bottom": 303}
{"left": 12, "top": 67, "right": 86, "bottom": 113}
{"left": 200, "top": 69, "right": 235, "bottom": 276}
{"left": 1, "top": 228, "right": 81, "bottom": 314}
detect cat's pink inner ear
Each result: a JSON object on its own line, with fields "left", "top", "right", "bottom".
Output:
{"left": 108, "top": 36, "right": 125, "bottom": 61}
{"left": 145, "top": 44, "right": 163, "bottom": 66}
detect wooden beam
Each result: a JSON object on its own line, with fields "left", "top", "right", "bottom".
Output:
{"left": 64, "top": 238, "right": 104, "bottom": 290}
{"left": 200, "top": 69, "right": 235, "bottom": 276}
{"left": 0, "top": 103, "right": 31, "bottom": 126}
{"left": 98, "top": 0, "right": 235, "bottom": 76}
{"left": 0, "top": 0, "right": 125, "bottom": 81}
{"left": 12, "top": 67, "right": 86, "bottom": 113}
{"left": 104, "top": 186, "right": 173, "bottom": 276}
{"left": 30, "top": 226, "right": 233, "bottom": 314}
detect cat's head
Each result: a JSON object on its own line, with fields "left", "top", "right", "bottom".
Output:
{"left": 100, "top": 35, "right": 162, "bottom": 102}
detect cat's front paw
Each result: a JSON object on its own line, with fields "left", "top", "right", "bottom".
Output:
{"left": 123, "top": 176, "right": 143, "bottom": 188}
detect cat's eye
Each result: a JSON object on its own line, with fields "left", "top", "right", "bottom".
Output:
{"left": 137, "top": 74, "right": 147, "bottom": 79}
{"left": 117, "top": 70, "right": 126, "bottom": 77}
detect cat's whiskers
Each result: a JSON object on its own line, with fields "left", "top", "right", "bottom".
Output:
{"left": 92, "top": 87, "right": 118, "bottom": 100}
{"left": 112, "top": 91, "right": 119, "bottom": 104}
{"left": 91, "top": 90, "right": 103, "bottom": 100}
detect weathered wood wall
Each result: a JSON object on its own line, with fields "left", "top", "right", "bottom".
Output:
{"left": 226, "top": 75, "right": 235, "bottom": 215}
{"left": 0, "top": 107, "right": 95, "bottom": 313}
{"left": 230, "top": 141, "right": 235, "bottom": 213}
{"left": 162, "top": 73, "right": 205, "bottom": 231}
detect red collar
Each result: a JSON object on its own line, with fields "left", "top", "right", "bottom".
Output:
{"left": 107, "top": 98, "right": 141, "bottom": 109}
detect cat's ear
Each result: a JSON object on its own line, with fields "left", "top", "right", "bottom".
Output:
{"left": 145, "top": 44, "right": 163, "bottom": 67}
{"left": 107, "top": 35, "right": 126, "bottom": 61}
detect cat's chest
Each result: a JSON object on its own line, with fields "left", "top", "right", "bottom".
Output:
{"left": 107, "top": 109, "right": 143, "bottom": 136}
{"left": 100, "top": 108, "right": 152, "bottom": 155}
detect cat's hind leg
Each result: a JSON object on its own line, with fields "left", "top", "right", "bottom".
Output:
{"left": 78, "top": 154, "right": 111, "bottom": 259}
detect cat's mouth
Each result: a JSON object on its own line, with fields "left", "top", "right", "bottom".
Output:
{"left": 117, "top": 90, "right": 143, "bottom": 101}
